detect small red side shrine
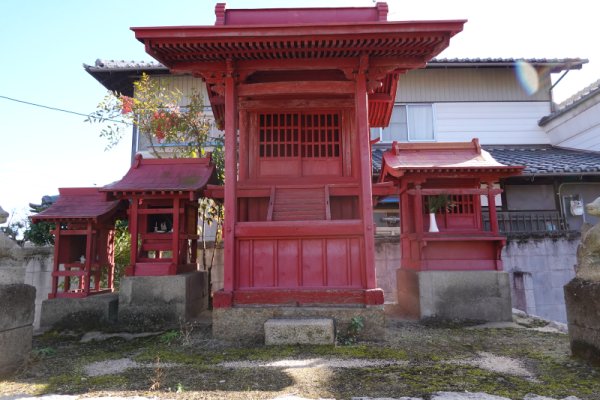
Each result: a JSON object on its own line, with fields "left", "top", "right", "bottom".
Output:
{"left": 379, "top": 139, "right": 523, "bottom": 271}
{"left": 132, "top": 3, "right": 464, "bottom": 307}
{"left": 31, "top": 188, "right": 124, "bottom": 299}
{"left": 101, "top": 155, "right": 216, "bottom": 276}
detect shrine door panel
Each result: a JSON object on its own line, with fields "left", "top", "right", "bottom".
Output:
{"left": 254, "top": 111, "right": 343, "bottom": 178}
{"left": 236, "top": 237, "right": 364, "bottom": 289}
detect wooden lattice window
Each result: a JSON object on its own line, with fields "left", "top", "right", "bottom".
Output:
{"left": 301, "top": 113, "right": 340, "bottom": 158}
{"left": 259, "top": 113, "right": 300, "bottom": 158}
{"left": 446, "top": 194, "right": 475, "bottom": 215}
{"left": 424, "top": 194, "right": 475, "bottom": 214}
{"left": 259, "top": 112, "right": 341, "bottom": 159}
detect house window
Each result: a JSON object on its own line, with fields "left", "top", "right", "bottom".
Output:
{"left": 379, "top": 104, "right": 435, "bottom": 143}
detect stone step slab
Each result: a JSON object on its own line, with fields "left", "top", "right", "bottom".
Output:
{"left": 264, "top": 318, "right": 334, "bottom": 345}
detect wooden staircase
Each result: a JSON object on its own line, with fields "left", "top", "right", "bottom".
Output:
{"left": 270, "top": 186, "right": 330, "bottom": 221}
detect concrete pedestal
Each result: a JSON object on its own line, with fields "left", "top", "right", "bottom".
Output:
{"left": 118, "top": 271, "right": 208, "bottom": 331}
{"left": 40, "top": 293, "right": 118, "bottom": 331}
{"left": 397, "top": 270, "right": 512, "bottom": 322}
{"left": 0, "top": 284, "right": 35, "bottom": 377}
{"left": 213, "top": 305, "right": 384, "bottom": 343}
{"left": 564, "top": 278, "right": 600, "bottom": 363}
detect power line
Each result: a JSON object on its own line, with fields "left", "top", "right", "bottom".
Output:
{"left": 0, "top": 94, "right": 130, "bottom": 125}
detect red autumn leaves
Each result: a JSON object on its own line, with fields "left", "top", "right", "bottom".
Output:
{"left": 120, "top": 95, "right": 179, "bottom": 143}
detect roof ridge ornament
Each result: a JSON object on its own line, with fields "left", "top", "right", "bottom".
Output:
{"left": 215, "top": 3, "right": 226, "bottom": 25}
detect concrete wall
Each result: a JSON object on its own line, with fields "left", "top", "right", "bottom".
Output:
{"left": 502, "top": 237, "right": 578, "bottom": 323}
{"left": 374, "top": 235, "right": 578, "bottom": 323}
{"left": 22, "top": 247, "right": 53, "bottom": 330}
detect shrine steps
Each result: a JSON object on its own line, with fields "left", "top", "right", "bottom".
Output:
{"left": 264, "top": 318, "right": 335, "bottom": 345}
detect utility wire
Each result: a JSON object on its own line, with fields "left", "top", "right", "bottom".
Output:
{"left": 0, "top": 94, "right": 130, "bottom": 125}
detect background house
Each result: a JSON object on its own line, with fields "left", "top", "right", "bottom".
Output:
{"left": 86, "top": 56, "right": 600, "bottom": 323}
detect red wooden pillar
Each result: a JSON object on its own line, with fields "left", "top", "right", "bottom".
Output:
{"left": 355, "top": 55, "right": 376, "bottom": 289}
{"left": 172, "top": 197, "right": 181, "bottom": 274}
{"left": 129, "top": 198, "right": 139, "bottom": 276}
{"left": 84, "top": 221, "right": 93, "bottom": 296}
{"left": 487, "top": 182, "right": 499, "bottom": 235}
{"left": 223, "top": 61, "right": 237, "bottom": 295}
{"left": 49, "top": 225, "right": 60, "bottom": 298}
{"left": 414, "top": 184, "right": 424, "bottom": 235}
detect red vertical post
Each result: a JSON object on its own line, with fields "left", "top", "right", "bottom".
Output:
{"left": 129, "top": 198, "right": 139, "bottom": 276}
{"left": 172, "top": 197, "right": 181, "bottom": 272}
{"left": 355, "top": 55, "right": 377, "bottom": 289}
{"left": 487, "top": 182, "right": 499, "bottom": 235}
{"left": 414, "top": 184, "right": 424, "bottom": 234}
{"left": 84, "top": 221, "right": 93, "bottom": 296}
{"left": 49, "top": 225, "right": 60, "bottom": 299}
{"left": 223, "top": 61, "right": 237, "bottom": 292}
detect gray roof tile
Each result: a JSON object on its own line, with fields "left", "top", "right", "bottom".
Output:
{"left": 539, "top": 79, "right": 600, "bottom": 126}
{"left": 372, "top": 145, "right": 600, "bottom": 176}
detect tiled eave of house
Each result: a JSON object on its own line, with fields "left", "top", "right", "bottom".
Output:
{"left": 85, "top": 57, "right": 587, "bottom": 96}
{"left": 374, "top": 145, "right": 600, "bottom": 177}
{"left": 429, "top": 57, "right": 587, "bottom": 72}
{"left": 83, "top": 59, "right": 168, "bottom": 97}
{"left": 539, "top": 78, "right": 600, "bottom": 126}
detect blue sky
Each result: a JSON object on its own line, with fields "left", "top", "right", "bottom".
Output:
{"left": 1, "top": 0, "right": 598, "bottom": 223}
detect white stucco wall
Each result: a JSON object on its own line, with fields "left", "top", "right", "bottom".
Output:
{"left": 434, "top": 102, "right": 551, "bottom": 145}
{"left": 543, "top": 94, "right": 600, "bottom": 151}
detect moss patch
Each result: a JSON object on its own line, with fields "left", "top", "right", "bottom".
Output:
{"left": 1, "top": 320, "right": 598, "bottom": 399}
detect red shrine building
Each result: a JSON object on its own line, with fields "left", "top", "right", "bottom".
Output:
{"left": 132, "top": 2, "right": 464, "bottom": 324}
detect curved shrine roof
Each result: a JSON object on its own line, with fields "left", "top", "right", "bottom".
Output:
{"left": 31, "top": 188, "right": 121, "bottom": 222}
{"left": 101, "top": 155, "right": 215, "bottom": 194}
{"left": 380, "top": 139, "right": 523, "bottom": 179}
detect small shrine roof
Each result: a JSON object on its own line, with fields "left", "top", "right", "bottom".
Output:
{"left": 380, "top": 139, "right": 523, "bottom": 179}
{"left": 31, "top": 188, "right": 121, "bottom": 222}
{"left": 101, "top": 155, "right": 215, "bottom": 194}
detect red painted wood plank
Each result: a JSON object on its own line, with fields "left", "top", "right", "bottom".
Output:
{"left": 235, "top": 220, "right": 363, "bottom": 238}
{"left": 237, "top": 81, "right": 355, "bottom": 97}
{"left": 231, "top": 288, "right": 382, "bottom": 305}
{"left": 301, "top": 239, "right": 324, "bottom": 287}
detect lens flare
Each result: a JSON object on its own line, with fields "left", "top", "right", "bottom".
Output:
{"left": 515, "top": 60, "right": 539, "bottom": 96}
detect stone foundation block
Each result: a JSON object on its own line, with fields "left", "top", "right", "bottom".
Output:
{"left": 264, "top": 318, "right": 334, "bottom": 345}
{"left": 0, "top": 284, "right": 35, "bottom": 377}
{"left": 118, "top": 271, "right": 208, "bottom": 331}
{"left": 564, "top": 278, "right": 600, "bottom": 363}
{"left": 213, "top": 305, "right": 384, "bottom": 343}
{"left": 40, "top": 293, "right": 118, "bottom": 331}
{"left": 397, "top": 270, "right": 512, "bottom": 322}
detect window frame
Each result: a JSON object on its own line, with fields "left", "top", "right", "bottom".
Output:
{"left": 376, "top": 103, "right": 437, "bottom": 144}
